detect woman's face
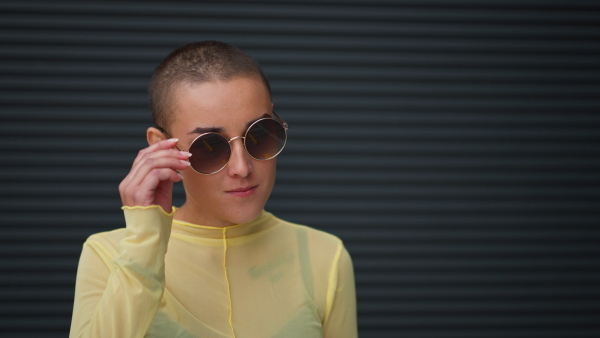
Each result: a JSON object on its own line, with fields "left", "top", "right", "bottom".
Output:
{"left": 169, "top": 76, "right": 276, "bottom": 227}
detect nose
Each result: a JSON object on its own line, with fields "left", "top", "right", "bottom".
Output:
{"left": 226, "top": 137, "right": 252, "bottom": 178}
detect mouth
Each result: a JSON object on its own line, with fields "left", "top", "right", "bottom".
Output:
{"left": 226, "top": 185, "right": 258, "bottom": 197}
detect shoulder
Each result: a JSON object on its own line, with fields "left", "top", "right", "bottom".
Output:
{"left": 269, "top": 214, "right": 347, "bottom": 261}
{"left": 82, "top": 228, "right": 126, "bottom": 258}
{"left": 273, "top": 214, "right": 342, "bottom": 242}
{"left": 86, "top": 227, "right": 126, "bottom": 244}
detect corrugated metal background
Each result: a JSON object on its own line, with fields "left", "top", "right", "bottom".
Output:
{"left": 1, "top": 1, "right": 599, "bottom": 337}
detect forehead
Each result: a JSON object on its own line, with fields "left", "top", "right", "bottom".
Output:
{"left": 169, "top": 76, "right": 272, "bottom": 132}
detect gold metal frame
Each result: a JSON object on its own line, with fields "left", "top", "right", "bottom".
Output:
{"left": 159, "top": 111, "right": 288, "bottom": 175}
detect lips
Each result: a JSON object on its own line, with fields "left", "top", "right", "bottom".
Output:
{"left": 226, "top": 185, "right": 258, "bottom": 197}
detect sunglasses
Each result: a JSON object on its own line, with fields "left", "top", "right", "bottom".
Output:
{"left": 160, "top": 112, "right": 288, "bottom": 175}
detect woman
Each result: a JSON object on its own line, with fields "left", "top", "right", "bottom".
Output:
{"left": 70, "top": 41, "right": 357, "bottom": 337}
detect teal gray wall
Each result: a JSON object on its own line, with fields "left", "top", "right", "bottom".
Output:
{"left": 1, "top": 1, "right": 599, "bottom": 337}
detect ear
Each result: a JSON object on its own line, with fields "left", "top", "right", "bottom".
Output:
{"left": 147, "top": 127, "right": 166, "bottom": 146}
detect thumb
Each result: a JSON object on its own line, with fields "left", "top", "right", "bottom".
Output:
{"left": 153, "top": 172, "right": 181, "bottom": 213}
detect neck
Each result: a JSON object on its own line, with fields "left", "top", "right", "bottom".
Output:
{"left": 174, "top": 203, "right": 237, "bottom": 228}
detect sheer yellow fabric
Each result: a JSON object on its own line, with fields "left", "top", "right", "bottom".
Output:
{"left": 70, "top": 206, "right": 357, "bottom": 337}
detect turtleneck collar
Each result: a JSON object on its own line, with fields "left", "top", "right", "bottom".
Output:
{"left": 170, "top": 210, "right": 277, "bottom": 240}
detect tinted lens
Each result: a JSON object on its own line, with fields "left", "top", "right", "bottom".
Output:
{"left": 188, "top": 133, "right": 231, "bottom": 174}
{"left": 245, "top": 119, "right": 287, "bottom": 160}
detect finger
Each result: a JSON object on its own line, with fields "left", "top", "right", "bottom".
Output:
{"left": 127, "top": 156, "right": 191, "bottom": 190}
{"left": 122, "top": 167, "right": 182, "bottom": 207}
{"left": 119, "top": 155, "right": 189, "bottom": 203}
{"left": 128, "top": 147, "right": 191, "bottom": 183}
{"left": 119, "top": 139, "right": 190, "bottom": 208}
{"left": 152, "top": 173, "right": 182, "bottom": 212}
{"left": 132, "top": 138, "right": 180, "bottom": 168}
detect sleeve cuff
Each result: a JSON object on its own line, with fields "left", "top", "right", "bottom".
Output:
{"left": 121, "top": 205, "right": 176, "bottom": 217}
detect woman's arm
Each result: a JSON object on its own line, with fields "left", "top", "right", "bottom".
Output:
{"left": 70, "top": 138, "right": 190, "bottom": 337}
{"left": 70, "top": 206, "right": 173, "bottom": 338}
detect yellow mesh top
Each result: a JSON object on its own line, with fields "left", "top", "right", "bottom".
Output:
{"left": 70, "top": 206, "right": 357, "bottom": 337}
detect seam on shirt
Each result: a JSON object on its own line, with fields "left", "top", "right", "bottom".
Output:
{"left": 323, "top": 242, "right": 343, "bottom": 324}
{"left": 223, "top": 228, "right": 236, "bottom": 338}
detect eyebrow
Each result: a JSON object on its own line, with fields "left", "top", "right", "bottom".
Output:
{"left": 187, "top": 113, "right": 272, "bottom": 135}
{"left": 188, "top": 126, "right": 224, "bottom": 135}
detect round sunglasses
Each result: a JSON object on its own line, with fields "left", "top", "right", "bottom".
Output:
{"left": 160, "top": 112, "right": 288, "bottom": 175}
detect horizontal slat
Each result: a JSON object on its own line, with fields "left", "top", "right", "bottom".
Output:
{"left": 0, "top": 0, "right": 598, "bottom": 20}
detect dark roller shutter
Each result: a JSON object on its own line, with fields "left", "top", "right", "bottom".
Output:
{"left": 1, "top": 1, "right": 599, "bottom": 337}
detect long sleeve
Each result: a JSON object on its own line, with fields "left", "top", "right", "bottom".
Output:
{"left": 69, "top": 206, "right": 174, "bottom": 338}
{"left": 323, "top": 245, "right": 358, "bottom": 338}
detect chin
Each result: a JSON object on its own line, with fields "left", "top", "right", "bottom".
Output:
{"left": 224, "top": 205, "right": 264, "bottom": 225}
{"left": 226, "top": 187, "right": 273, "bottom": 225}
{"left": 223, "top": 203, "right": 264, "bottom": 224}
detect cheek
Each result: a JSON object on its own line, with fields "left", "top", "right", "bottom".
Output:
{"left": 179, "top": 167, "right": 196, "bottom": 182}
{"left": 180, "top": 169, "right": 214, "bottom": 193}
{"left": 180, "top": 160, "right": 277, "bottom": 195}
{"left": 259, "top": 160, "right": 277, "bottom": 191}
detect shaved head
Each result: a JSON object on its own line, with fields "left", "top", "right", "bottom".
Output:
{"left": 149, "top": 41, "right": 271, "bottom": 131}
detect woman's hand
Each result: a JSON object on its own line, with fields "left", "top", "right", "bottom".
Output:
{"left": 119, "top": 138, "right": 191, "bottom": 213}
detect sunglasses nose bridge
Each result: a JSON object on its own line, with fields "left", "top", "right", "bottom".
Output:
{"left": 228, "top": 135, "right": 251, "bottom": 156}
{"left": 228, "top": 135, "right": 245, "bottom": 143}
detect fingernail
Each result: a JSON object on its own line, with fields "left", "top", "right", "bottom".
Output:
{"left": 168, "top": 138, "right": 179, "bottom": 142}
{"left": 180, "top": 160, "right": 191, "bottom": 166}
{"left": 180, "top": 151, "right": 192, "bottom": 157}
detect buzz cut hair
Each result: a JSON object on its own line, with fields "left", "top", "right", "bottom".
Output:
{"left": 149, "top": 40, "right": 272, "bottom": 131}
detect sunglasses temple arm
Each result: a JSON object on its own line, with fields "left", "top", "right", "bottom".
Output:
{"left": 156, "top": 127, "right": 182, "bottom": 151}
{"left": 272, "top": 111, "right": 288, "bottom": 130}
